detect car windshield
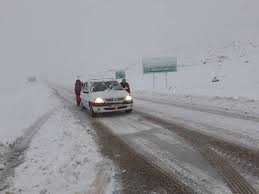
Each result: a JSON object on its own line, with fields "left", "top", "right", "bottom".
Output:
{"left": 91, "top": 82, "right": 108, "bottom": 92}
{"left": 91, "top": 81, "right": 123, "bottom": 92}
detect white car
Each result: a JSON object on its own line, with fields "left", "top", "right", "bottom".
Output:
{"left": 80, "top": 79, "right": 133, "bottom": 117}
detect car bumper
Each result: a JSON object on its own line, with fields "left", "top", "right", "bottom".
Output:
{"left": 91, "top": 101, "right": 133, "bottom": 113}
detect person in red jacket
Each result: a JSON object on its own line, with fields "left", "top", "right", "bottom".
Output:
{"left": 74, "top": 79, "right": 83, "bottom": 106}
{"left": 120, "top": 79, "right": 130, "bottom": 93}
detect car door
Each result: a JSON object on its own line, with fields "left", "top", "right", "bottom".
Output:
{"left": 81, "top": 82, "right": 90, "bottom": 108}
{"left": 83, "top": 82, "right": 91, "bottom": 108}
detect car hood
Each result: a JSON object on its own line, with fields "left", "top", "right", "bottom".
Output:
{"left": 90, "top": 90, "right": 129, "bottom": 100}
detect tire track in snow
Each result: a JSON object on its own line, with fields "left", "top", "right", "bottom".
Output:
{"left": 93, "top": 121, "right": 193, "bottom": 194}
{"left": 201, "top": 147, "right": 255, "bottom": 194}
{"left": 135, "top": 96, "right": 259, "bottom": 123}
{"left": 138, "top": 112, "right": 257, "bottom": 194}
{"left": 0, "top": 110, "right": 55, "bottom": 191}
{"left": 87, "top": 160, "right": 113, "bottom": 194}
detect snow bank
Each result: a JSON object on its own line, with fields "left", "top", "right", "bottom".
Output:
{"left": 134, "top": 90, "right": 259, "bottom": 117}
{"left": 0, "top": 82, "right": 57, "bottom": 144}
{"left": 7, "top": 106, "right": 114, "bottom": 194}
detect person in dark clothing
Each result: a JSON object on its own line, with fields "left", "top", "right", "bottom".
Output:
{"left": 74, "top": 79, "right": 83, "bottom": 106}
{"left": 120, "top": 79, "right": 130, "bottom": 93}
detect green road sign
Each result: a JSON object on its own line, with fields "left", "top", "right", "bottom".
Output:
{"left": 115, "top": 70, "right": 126, "bottom": 79}
{"left": 142, "top": 57, "right": 177, "bottom": 74}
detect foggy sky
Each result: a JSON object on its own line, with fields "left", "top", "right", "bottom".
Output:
{"left": 1, "top": 0, "right": 259, "bottom": 84}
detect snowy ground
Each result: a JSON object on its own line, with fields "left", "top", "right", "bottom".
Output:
{"left": 130, "top": 43, "right": 259, "bottom": 149}
{"left": 5, "top": 81, "right": 257, "bottom": 193}
{"left": 7, "top": 106, "right": 113, "bottom": 194}
{"left": 133, "top": 96, "right": 259, "bottom": 151}
{"left": 56, "top": 85, "right": 259, "bottom": 193}
{"left": 133, "top": 90, "right": 259, "bottom": 121}
{"left": 127, "top": 40, "right": 259, "bottom": 100}
{"left": 0, "top": 82, "right": 57, "bottom": 144}
{"left": 1, "top": 82, "right": 114, "bottom": 194}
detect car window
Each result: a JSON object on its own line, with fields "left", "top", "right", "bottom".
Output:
{"left": 83, "top": 82, "right": 89, "bottom": 92}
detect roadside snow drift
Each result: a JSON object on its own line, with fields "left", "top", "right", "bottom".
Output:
{"left": 1, "top": 83, "right": 114, "bottom": 194}
{"left": 7, "top": 107, "right": 114, "bottom": 194}
{"left": 0, "top": 82, "right": 57, "bottom": 144}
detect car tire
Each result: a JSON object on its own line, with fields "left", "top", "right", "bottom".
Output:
{"left": 125, "top": 109, "right": 132, "bottom": 113}
{"left": 89, "top": 104, "right": 96, "bottom": 117}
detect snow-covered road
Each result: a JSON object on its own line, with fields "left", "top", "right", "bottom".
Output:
{"left": 3, "top": 83, "right": 258, "bottom": 194}
{"left": 56, "top": 85, "right": 259, "bottom": 193}
{"left": 97, "top": 114, "right": 232, "bottom": 194}
{"left": 53, "top": 86, "right": 184, "bottom": 193}
{"left": 132, "top": 92, "right": 259, "bottom": 192}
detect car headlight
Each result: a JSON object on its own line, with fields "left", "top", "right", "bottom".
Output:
{"left": 125, "top": 95, "right": 133, "bottom": 101}
{"left": 95, "top": 98, "right": 104, "bottom": 103}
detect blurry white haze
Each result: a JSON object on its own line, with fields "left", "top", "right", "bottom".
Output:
{"left": 1, "top": 0, "right": 259, "bottom": 98}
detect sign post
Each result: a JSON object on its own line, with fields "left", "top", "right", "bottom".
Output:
{"left": 165, "top": 72, "right": 168, "bottom": 88}
{"left": 142, "top": 57, "right": 177, "bottom": 88}
{"left": 153, "top": 73, "right": 155, "bottom": 88}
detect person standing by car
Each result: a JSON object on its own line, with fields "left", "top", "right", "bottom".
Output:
{"left": 74, "top": 79, "right": 83, "bottom": 106}
{"left": 120, "top": 79, "right": 130, "bottom": 93}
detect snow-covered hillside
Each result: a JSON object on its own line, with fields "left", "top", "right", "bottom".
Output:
{"left": 123, "top": 40, "right": 259, "bottom": 100}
